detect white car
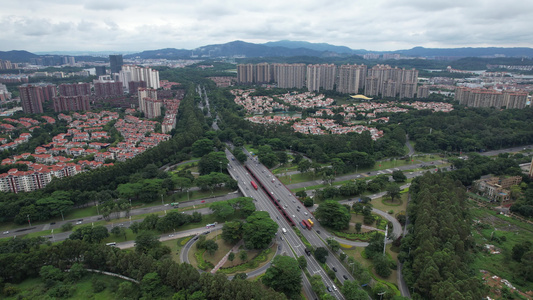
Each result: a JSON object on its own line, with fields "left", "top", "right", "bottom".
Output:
{"left": 304, "top": 212, "right": 308, "bottom": 215}
{"left": 2, "top": 231, "right": 8, "bottom": 234}
{"left": 292, "top": 215, "right": 295, "bottom": 218}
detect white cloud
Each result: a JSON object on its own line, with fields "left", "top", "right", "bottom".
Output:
{"left": 0, "top": 0, "right": 532, "bottom": 52}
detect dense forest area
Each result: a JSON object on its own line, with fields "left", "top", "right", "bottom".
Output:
{"left": 400, "top": 172, "right": 485, "bottom": 299}
{"left": 0, "top": 237, "right": 286, "bottom": 299}
{"left": 392, "top": 108, "right": 533, "bottom": 153}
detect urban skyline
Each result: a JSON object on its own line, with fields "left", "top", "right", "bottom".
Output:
{"left": 1, "top": 0, "right": 533, "bottom": 52}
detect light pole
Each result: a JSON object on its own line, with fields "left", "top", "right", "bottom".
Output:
{"left": 161, "top": 194, "right": 164, "bottom": 206}
{"left": 51, "top": 229, "right": 54, "bottom": 242}
{"left": 60, "top": 210, "right": 64, "bottom": 221}
{"left": 27, "top": 214, "right": 31, "bottom": 227}
{"left": 95, "top": 204, "right": 99, "bottom": 216}
{"left": 219, "top": 161, "right": 222, "bottom": 173}
{"left": 356, "top": 164, "right": 358, "bottom": 173}
{"left": 187, "top": 189, "right": 190, "bottom": 201}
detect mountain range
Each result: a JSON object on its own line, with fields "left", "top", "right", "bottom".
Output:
{"left": 1, "top": 40, "right": 533, "bottom": 62}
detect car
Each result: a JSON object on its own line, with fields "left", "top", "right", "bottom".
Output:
{"left": 316, "top": 230, "right": 321, "bottom": 234}
{"left": 280, "top": 236, "right": 283, "bottom": 241}
{"left": 50, "top": 222, "right": 56, "bottom": 225}
{"left": 332, "top": 267, "right": 337, "bottom": 272}
{"left": 304, "top": 212, "right": 308, "bottom": 215}
{"left": 193, "top": 236, "right": 199, "bottom": 241}
{"left": 333, "top": 285, "right": 338, "bottom": 291}
{"left": 292, "top": 215, "right": 295, "bottom": 218}
{"left": 343, "top": 275, "right": 348, "bottom": 280}
{"left": 201, "top": 200, "right": 205, "bottom": 203}
{"left": 326, "top": 286, "right": 332, "bottom": 292}
{"left": 367, "top": 172, "right": 371, "bottom": 174}
{"left": 292, "top": 200, "right": 296, "bottom": 203}
{"left": 297, "top": 209, "right": 300, "bottom": 212}
{"left": 2, "top": 231, "right": 8, "bottom": 235}
{"left": 164, "top": 203, "right": 169, "bottom": 206}
{"left": 169, "top": 234, "right": 174, "bottom": 237}
{"left": 297, "top": 206, "right": 301, "bottom": 209}
{"left": 76, "top": 221, "right": 82, "bottom": 225}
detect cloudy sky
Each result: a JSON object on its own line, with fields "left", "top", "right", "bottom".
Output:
{"left": 1, "top": 0, "right": 532, "bottom": 53}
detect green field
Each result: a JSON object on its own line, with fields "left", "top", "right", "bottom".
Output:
{"left": 469, "top": 203, "right": 533, "bottom": 293}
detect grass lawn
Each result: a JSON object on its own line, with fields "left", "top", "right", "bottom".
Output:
{"left": 371, "top": 193, "right": 408, "bottom": 215}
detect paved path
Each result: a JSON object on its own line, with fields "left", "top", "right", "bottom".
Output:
{"left": 210, "top": 239, "right": 244, "bottom": 273}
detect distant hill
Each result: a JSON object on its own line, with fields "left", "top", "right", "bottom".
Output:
{"left": 127, "top": 41, "right": 325, "bottom": 59}
{"left": 3, "top": 41, "right": 533, "bottom": 63}
{"left": 397, "top": 46, "right": 533, "bottom": 58}
{"left": 0, "top": 50, "right": 39, "bottom": 63}
{"left": 263, "top": 40, "right": 363, "bottom": 54}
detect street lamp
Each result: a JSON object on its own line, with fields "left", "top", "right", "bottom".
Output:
{"left": 219, "top": 161, "right": 222, "bottom": 173}
{"left": 187, "top": 189, "right": 190, "bottom": 201}
{"left": 161, "top": 194, "right": 164, "bottom": 206}
{"left": 60, "top": 210, "right": 64, "bottom": 221}
{"left": 356, "top": 164, "right": 358, "bottom": 173}
{"left": 27, "top": 214, "right": 31, "bottom": 227}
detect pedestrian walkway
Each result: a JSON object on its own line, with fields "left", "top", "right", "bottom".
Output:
{"left": 210, "top": 239, "right": 244, "bottom": 273}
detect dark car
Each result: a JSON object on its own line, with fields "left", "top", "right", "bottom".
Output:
{"left": 316, "top": 230, "right": 321, "bottom": 234}
{"left": 332, "top": 267, "right": 337, "bottom": 272}
{"left": 326, "top": 286, "right": 332, "bottom": 292}
{"left": 343, "top": 275, "right": 348, "bottom": 280}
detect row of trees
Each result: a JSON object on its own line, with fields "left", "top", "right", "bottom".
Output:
{"left": 399, "top": 172, "right": 485, "bottom": 299}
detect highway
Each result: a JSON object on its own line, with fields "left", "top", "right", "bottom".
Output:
{"left": 227, "top": 149, "right": 347, "bottom": 299}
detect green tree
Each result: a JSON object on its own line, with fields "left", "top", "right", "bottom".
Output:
{"left": 141, "top": 272, "right": 165, "bottom": 299}
{"left": 221, "top": 220, "right": 243, "bottom": 243}
{"left": 374, "top": 254, "right": 392, "bottom": 278}
{"left": 242, "top": 211, "right": 278, "bottom": 249}
{"left": 297, "top": 160, "right": 312, "bottom": 173}
{"left": 210, "top": 201, "right": 235, "bottom": 220}
{"left": 192, "top": 138, "right": 214, "bottom": 157}
{"left": 310, "top": 274, "right": 326, "bottom": 297}
{"left": 314, "top": 247, "right": 329, "bottom": 264}
{"left": 135, "top": 230, "right": 161, "bottom": 254}
{"left": 40, "top": 265, "right": 64, "bottom": 287}
{"left": 228, "top": 252, "right": 235, "bottom": 265}
{"left": 386, "top": 184, "right": 401, "bottom": 202}
{"left": 297, "top": 256, "right": 307, "bottom": 269}
{"left": 327, "top": 238, "right": 340, "bottom": 252}
{"left": 262, "top": 255, "right": 302, "bottom": 299}
{"left": 355, "top": 222, "right": 362, "bottom": 233}
{"left": 315, "top": 200, "right": 351, "bottom": 230}
{"left": 392, "top": 170, "right": 407, "bottom": 182}
{"left": 69, "top": 225, "right": 109, "bottom": 244}
{"left": 203, "top": 239, "right": 219, "bottom": 256}
{"left": 239, "top": 250, "right": 248, "bottom": 262}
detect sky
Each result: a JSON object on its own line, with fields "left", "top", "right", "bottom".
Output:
{"left": 1, "top": 0, "right": 533, "bottom": 53}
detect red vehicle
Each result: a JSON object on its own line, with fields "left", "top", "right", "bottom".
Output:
{"left": 251, "top": 181, "right": 258, "bottom": 190}
{"left": 301, "top": 219, "right": 312, "bottom": 230}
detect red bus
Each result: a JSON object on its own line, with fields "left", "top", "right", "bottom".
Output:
{"left": 251, "top": 181, "right": 258, "bottom": 190}
{"left": 301, "top": 219, "right": 312, "bottom": 230}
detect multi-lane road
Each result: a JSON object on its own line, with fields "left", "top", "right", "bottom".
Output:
{"left": 227, "top": 149, "right": 355, "bottom": 299}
